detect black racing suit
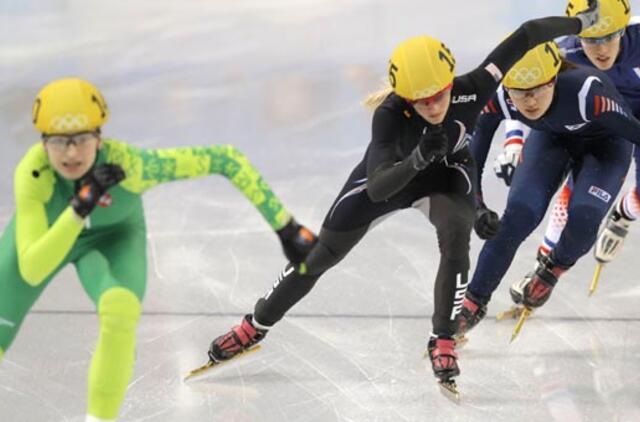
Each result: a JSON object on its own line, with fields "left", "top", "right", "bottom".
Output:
{"left": 254, "top": 16, "right": 583, "bottom": 336}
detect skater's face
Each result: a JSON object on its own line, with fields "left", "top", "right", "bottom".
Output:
{"left": 409, "top": 84, "right": 452, "bottom": 124}
{"left": 506, "top": 78, "right": 556, "bottom": 121}
{"left": 43, "top": 131, "right": 101, "bottom": 180}
{"left": 580, "top": 30, "right": 623, "bottom": 70}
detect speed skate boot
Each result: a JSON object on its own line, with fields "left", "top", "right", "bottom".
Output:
{"left": 209, "top": 314, "right": 268, "bottom": 362}
{"left": 427, "top": 335, "right": 461, "bottom": 402}
{"left": 454, "top": 291, "right": 488, "bottom": 346}
{"left": 276, "top": 218, "right": 318, "bottom": 270}
{"left": 595, "top": 206, "right": 632, "bottom": 264}
{"left": 499, "top": 250, "right": 547, "bottom": 320}
{"left": 184, "top": 314, "right": 267, "bottom": 381}
{"left": 521, "top": 252, "right": 569, "bottom": 309}
{"left": 506, "top": 253, "right": 569, "bottom": 342}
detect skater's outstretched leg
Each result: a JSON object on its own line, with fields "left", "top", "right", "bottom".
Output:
{"left": 208, "top": 226, "right": 368, "bottom": 364}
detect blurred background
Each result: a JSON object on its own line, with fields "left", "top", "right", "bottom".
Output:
{"left": 1, "top": 1, "right": 640, "bottom": 421}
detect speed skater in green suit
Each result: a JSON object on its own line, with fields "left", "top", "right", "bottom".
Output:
{"left": 0, "top": 77, "right": 316, "bottom": 422}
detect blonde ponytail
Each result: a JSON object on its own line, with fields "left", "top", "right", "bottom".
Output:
{"left": 362, "top": 82, "right": 393, "bottom": 111}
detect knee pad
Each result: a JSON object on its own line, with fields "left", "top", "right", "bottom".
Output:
{"left": 98, "top": 288, "right": 141, "bottom": 333}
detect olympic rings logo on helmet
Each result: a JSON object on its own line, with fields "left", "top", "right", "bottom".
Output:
{"left": 503, "top": 41, "right": 562, "bottom": 90}
{"left": 567, "top": 0, "right": 631, "bottom": 38}
{"left": 32, "top": 78, "right": 109, "bottom": 135}
{"left": 585, "top": 16, "right": 615, "bottom": 35}
{"left": 508, "top": 67, "right": 544, "bottom": 86}
{"left": 49, "top": 114, "right": 90, "bottom": 133}
{"left": 388, "top": 35, "right": 456, "bottom": 101}
{"left": 412, "top": 85, "right": 444, "bottom": 99}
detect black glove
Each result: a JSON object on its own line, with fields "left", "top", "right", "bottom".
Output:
{"left": 411, "top": 126, "right": 449, "bottom": 170}
{"left": 575, "top": 0, "right": 599, "bottom": 32}
{"left": 276, "top": 218, "right": 318, "bottom": 266}
{"left": 71, "top": 164, "right": 126, "bottom": 218}
{"left": 474, "top": 205, "right": 501, "bottom": 240}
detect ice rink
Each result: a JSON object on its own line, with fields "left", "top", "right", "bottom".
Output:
{"left": 1, "top": 1, "right": 640, "bottom": 421}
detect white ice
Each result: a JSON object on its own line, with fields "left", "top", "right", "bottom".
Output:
{"left": 1, "top": 1, "right": 639, "bottom": 421}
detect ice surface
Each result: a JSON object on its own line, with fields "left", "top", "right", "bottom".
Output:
{"left": 1, "top": 1, "right": 640, "bottom": 421}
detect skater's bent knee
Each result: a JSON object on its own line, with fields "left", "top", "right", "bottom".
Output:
{"left": 502, "top": 201, "right": 543, "bottom": 233}
{"left": 98, "top": 288, "right": 141, "bottom": 332}
{"left": 303, "top": 241, "right": 341, "bottom": 275}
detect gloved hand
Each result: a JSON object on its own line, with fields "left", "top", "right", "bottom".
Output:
{"left": 493, "top": 141, "right": 523, "bottom": 186}
{"left": 71, "top": 164, "right": 126, "bottom": 218}
{"left": 474, "top": 204, "right": 501, "bottom": 240}
{"left": 276, "top": 218, "right": 318, "bottom": 266}
{"left": 411, "top": 126, "right": 449, "bottom": 170}
{"left": 575, "top": 0, "right": 599, "bottom": 32}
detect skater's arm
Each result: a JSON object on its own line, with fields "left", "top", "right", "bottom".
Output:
{"left": 366, "top": 108, "right": 421, "bottom": 202}
{"left": 502, "top": 119, "right": 528, "bottom": 149}
{"left": 102, "top": 140, "right": 291, "bottom": 230}
{"left": 14, "top": 146, "right": 84, "bottom": 286}
{"left": 469, "top": 97, "right": 505, "bottom": 202}
{"left": 463, "top": 14, "right": 589, "bottom": 108}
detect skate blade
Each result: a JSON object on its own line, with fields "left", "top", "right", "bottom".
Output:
{"left": 183, "top": 345, "right": 262, "bottom": 382}
{"left": 588, "top": 263, "right": 603, "bottom": 297}
{"left": 496, "top": 306, "right": 526, "bottom": 321}
{"left": 510, "top": 307, "right": 532, "bottom": 343}
{"left": 438, "top": 379, "right": 461, "bottom": 403}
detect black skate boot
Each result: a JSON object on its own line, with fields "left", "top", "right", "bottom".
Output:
{"left": 521, "top": 252, "right": 569, "bottom": 309}
{"left": 184, "top": 315, "right": 267, "bottom": 381}
{"left": 454, "top": 291, "right": 488, "bottom": 347}
{"left": 427, "top": 335, "right": 461, "bottom": 401}
{"left": 499, "top": 250, "right": 548, "bottom": 321}
{"left": 511, "top": 249, "right": 550, "bottom": 303}
{"left": 208, "top": 314, "right": 268, "bottom": 362}
{"left": 506, "top": 253, "right": 570, "bottom": 342}
{"left": 456, "top": 291, "right": 488, "bottom": 335}
{"left": 277, "top": 218, "right": 318, "bottom": 270}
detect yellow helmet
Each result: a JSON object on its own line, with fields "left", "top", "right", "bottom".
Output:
{"left": 503, "top": 42, "right": 562, "bottom": 90}
{"left": 32, "top": 78, "right": 108, "bottom": 135}
{"left": 566, "top": 0, "right": 631, "bottom": 38}
{"left": 388, "top": 35, "right": 456, "bottom": 101}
